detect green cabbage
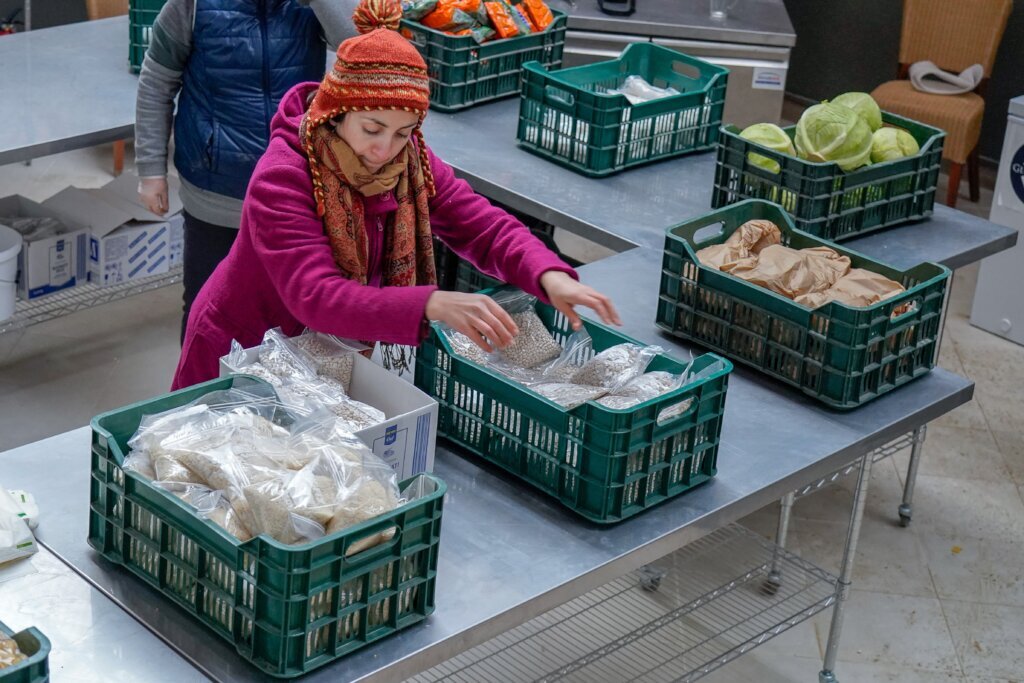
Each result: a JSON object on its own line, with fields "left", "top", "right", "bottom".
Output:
{"left": 795, "top": 103, "right": 873, "bottom": 172}
{"left": 739, "top": 123, "right": 795, "bottom": 174}
{"left": 870, "top": 127, "right": 920, "bottom": 163}
{"left": 831, "top": 92, "right": 883, "bottom": 132}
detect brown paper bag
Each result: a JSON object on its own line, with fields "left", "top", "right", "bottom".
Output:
{"left": 724, "top": 244, "right": 851, "bottom": 299}
{"left": 796, "top": 268, "right": 906, "bottom": 308}
{"left": 695, "top": 219, "right": 782, "bottom": 269}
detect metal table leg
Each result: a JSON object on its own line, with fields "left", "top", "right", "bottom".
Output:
{"left": 898, "top": 425, "right": 927, "bottom": 527}
{"left": 819, "top": 453, "right": 874, "bottom": 683}
{"left": 763, "top": 492, "right": 795, "bottom": 595}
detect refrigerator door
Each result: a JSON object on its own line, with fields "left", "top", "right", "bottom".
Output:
{"left": 970, "top": 106, "right": 1024, "bottom": 346}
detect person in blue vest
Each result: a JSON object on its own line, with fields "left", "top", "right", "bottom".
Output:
{"left": 135, "top": 0, "right": 357, "bottom": 339}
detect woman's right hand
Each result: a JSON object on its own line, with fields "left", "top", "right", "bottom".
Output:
{"left": 425, "top": 290, "right": 519, "bottom": 353}
{"left": 138, "top": 176, "right": 169, "bottom": 215}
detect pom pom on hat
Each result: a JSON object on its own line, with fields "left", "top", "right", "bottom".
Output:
{"left": 352, "top": 0, "right": 403, "bottom": 34}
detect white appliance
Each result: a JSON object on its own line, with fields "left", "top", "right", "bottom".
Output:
{"left": 971, "top": 94, "right": 1024, "bottom": 345}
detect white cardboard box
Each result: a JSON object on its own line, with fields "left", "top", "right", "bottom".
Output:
{"left": 43, "top": 175, "right": 184, "bottom": 287}
{"left": 0, "top": 194, "right": 89, "bottom": 300}
{"left": 219, "top": 349, "right": 438, "bottom": 480}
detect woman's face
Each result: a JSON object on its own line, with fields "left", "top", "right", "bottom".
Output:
{"left": 335, "top": 110, "right": 420, "bottom": 173}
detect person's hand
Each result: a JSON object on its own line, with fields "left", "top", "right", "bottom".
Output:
{"left": 425, "top": 290, "right": 519, "bottom": 352}
{"left": 540, "top": 270, "right": 621, "bottom": 331}
{"left": 138, "top": 177, "right": 169, "bottom": 215}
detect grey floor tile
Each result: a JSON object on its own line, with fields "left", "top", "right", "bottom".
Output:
{"left": 793, "top": 517, "right": 936, "bottom": 599}
{"left": 903, "top": 474, "right": 1024, "bottom": 544}
{"left": 697, "top": 652, "right": 823, "bottom": 683}
{"left": 943, "top": 599, "right": 1024, "bottom": 680}
{"left": 808, "top": 589, "right": 961, "bottom": 674}
{"left": 922, "top": 533, "right": 1024, "bottom": 608}
{"left": 986, "top": 428, "right": 1024, "bottom": 487}
{"left": 821, "top": 661, "right": 966, "bottom": 683}
{"left": 791, "top": 457, "right": 907, "bottom": 527}
{"left": 891, "top": 423, "right": 1012, "bottom": 483}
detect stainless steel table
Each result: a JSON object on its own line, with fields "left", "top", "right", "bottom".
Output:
{"left": 0, "top": 253, "right": 974, "bottom": 681}
{"left": 0, "top": 546, "right": 205, "bottom": 682}
{"left": 0, "top": 17, "right": 135, "bottom": 166}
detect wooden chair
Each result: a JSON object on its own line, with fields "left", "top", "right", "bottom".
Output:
{"left": 85, "top": 0, "right": 130, "bottom": 176}
{"left": 870, "top": 0, "right": 1012, "bottom": 208}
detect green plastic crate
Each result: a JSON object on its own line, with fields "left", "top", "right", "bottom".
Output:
{"left": 415, "top": 293, "right": 731, "bottom": 523}
{"left": 712, "top": 112, "right": 945, "bottom": 241}
{"left": 129, "top": 0, "right": 167, "bottom": 73}
{"left": 400, "top": 12, "right": 567, "bottom": 112}
{"left": 0, "top": 620, "right": 49, "bottom": 683}
{"left": 88, "top": 376, "right": 447, "bottom": 678}
{"left": 516, "top": 42, "right": 728, "bottom": 177}
{"left": 656, "top": 200, "right": 950, "bottom": 409}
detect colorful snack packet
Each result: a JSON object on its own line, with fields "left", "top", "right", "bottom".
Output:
{"left": 401, "top": 0, "right": 439, "bottom": 20}
{"left": 521, "top": 0, "right": 554, "bottom": 30}
{"left": 422, "top": 0, "right": 477, "bottom": 30}
{"left": 484, "top": 1, "right": 521, "bottom": 38}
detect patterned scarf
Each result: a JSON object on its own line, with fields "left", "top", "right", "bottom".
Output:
{"left": 304, "top": 120, "right": 437, "bottom": 371}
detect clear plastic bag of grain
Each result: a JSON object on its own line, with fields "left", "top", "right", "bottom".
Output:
{"left": 0, "top": 636, "right": 26, "bottom": 670}
{"left": 223, "top": 339, "right": 285, "bottom": 387}
{"left": 292, "top": 330, "right": 367, "bottom": 393}
{"left": 485, "top": 289, "right": 562, "bottom": 370}
{"left": 531, "top": 382, "right": 608, "bottom": 410}
{"left": 257, "top": 327, "right": 320, "bottom": 380}
{"left": 570, "top": 343, "right": 662, "bottom": 391}
{"left": 155, "top": 482, "right": 254, "bottom": 542}
{"left": 438, "top": 324, "right": 488, "bottom": 365}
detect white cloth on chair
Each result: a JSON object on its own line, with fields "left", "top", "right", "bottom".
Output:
{"left": 908, "top": 60, "right": 984, "bottom": 95}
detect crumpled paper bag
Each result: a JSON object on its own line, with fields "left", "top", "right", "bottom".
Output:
{"left": 695, "top": 219, "right": 782, "bottom": 269}
{"left": 795, "top": 268, "right": 906, "bottom": 308}
{"left": 723, "top": 244, "right": 851, "bottom": 299}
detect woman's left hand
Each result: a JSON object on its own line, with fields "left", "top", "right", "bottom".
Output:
{"left": 540, "top": 270, "right": 622, "bottom": 331}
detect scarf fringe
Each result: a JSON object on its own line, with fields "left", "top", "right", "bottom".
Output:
{"left": 379, "top": 343, "right": 416, "bottom": 376}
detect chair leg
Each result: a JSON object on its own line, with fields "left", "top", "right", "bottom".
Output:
{"left": 967, "top": 148, "right": 980, "bottom": 203}
{"left": 946, "top": 162, "right": 962, "bottom": 208}
{"left": 113, "top": 140, "right": 125, "bottom": 177}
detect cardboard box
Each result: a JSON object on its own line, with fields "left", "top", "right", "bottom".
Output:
{"left": 0, "top": 194, "right": 89, "bottom": 300}
{"left": 43, "top": 175, "right": 184, "bottom": 287}
{"left": 168, "top": 212, "right": 185, "bottom": 268}
{"left": 220, "top": 348, "right": 438, "bottom": 479}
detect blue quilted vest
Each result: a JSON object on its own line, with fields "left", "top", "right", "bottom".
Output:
{"left": 173, "top": 0, "right": 325, "bottom": 199}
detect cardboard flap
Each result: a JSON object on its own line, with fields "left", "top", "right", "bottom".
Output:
{"left": 43, "top": 187, "right": 130, "bottom": 237}
{"left": 90, "top": 174, "right": 184, "bottom": 221}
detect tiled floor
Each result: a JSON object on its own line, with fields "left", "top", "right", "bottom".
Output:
{"left": 1, "top": 140, "right": 1023, "bottom": 683}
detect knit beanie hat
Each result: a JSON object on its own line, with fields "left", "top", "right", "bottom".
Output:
{"left": 302, "top": 0, "right": 434, "bottom": 210}
{"left": 305, "top": 0, "right": 431, "bottom": 128}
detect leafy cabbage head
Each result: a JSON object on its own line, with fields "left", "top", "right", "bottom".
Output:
{"left": 870, "top": 127, "right": 920, "bottom": 163}
{"left": 739, "top": 123, "right": 795, "bottom": 173}
{"left": 831, "top": 92, "right": 883, "bottom": 132}
{"left": 795, "top": 103, "right": 873, "bottom": 172}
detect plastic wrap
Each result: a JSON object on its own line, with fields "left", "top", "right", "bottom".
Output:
{"left": 608, "top": 75, "right": 680, "bottom": 105}
{"left": 123, "top": 451, "right": 156, "bottom": 479}
{"left": 124, "top": 388, "right": 401, "bottom": 546}
{"left": 1, "top": 215, "right": 65, "bottom": 241}
{"left": 570, "top": 343, "right": 661, "bottom": 390}
{"left": 486, "top": 289, "right": 562, "bottom": 369}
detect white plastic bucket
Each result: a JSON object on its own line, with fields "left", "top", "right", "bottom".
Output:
{"left": 0, "top": 224, "right": 22, "bottom": 322}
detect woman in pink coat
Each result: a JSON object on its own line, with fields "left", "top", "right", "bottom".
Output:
{"left": 172, "top": 0, "right": 618, "bottom": 390}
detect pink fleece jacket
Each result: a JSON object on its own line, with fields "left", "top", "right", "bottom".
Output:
{"left": 172, "top": 82, "right": 576, "bottom": 390}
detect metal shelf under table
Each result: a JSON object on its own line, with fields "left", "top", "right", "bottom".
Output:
{"left": 408, "top": 524, "right": 838, "bottom": 683}
{"left": 0, "top": 266, "right": 182, "bottom": 335}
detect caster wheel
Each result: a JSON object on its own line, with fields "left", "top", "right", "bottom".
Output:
{"left": 898, "top": 504, "right": 912, "bottom": 527}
